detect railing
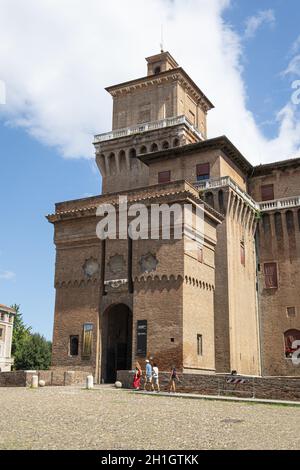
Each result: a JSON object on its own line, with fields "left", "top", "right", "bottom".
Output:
{"left": 94, "top": 115, "right": 203, "bottom": 143}
{"left": 258, "top": 196, "right": 300, "bottom": 211}
{"left": 194, "top": 176, "right": 260, "bottom": 211}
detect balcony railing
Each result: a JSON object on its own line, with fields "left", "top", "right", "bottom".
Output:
{"left": 194, "top": 176, "right": 260, "bottom": 211}
{"left": 94, "top": 115, "right": 203, "bottom": 143}
{"left": 258, "top": 196, "right": 300, "bottom": 212}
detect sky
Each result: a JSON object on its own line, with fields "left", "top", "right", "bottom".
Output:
{"left": 0, "top": 0, "right": 300, "bottom": 339}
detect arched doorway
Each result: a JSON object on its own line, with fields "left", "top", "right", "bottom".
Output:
{"left": 102, "top": 304, "right": 133, "bottom": 383}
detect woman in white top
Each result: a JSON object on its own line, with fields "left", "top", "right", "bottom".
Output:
{"left": 152, "top": 363, "right": 160, "bottom": 392}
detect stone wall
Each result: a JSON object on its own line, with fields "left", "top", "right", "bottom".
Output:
{"left": 117, "top": 370, "right": 300, "bottom": 401}
{"left": 0, "top": 369, "right": 90, "bottom": 387}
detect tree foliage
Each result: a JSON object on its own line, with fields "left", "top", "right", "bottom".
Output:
{"left": 11, "top": 304, "right": 52, "bottom": 370}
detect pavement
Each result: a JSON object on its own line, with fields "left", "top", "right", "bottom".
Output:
{"left": 0, "top": 385, "right": 299, "bottom": 450}
{"left": 132, "top": 389, "right": 300, "bottom": 406}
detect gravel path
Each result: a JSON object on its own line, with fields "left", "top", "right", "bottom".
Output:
{"left": 0, "top": 385, "right": 299, "bottom": 450}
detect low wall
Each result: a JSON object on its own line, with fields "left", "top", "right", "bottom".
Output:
{"left": 117, "top": 370, "right": 300, "bottom": 402}
{"left": 0, "top": 369, "right": 90, "bottom": 387}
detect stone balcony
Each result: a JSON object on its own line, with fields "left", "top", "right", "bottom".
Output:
{"left": 194, "top": 176, "right": 260, "bottom": 211}
{"left": 258, "top": 195, "right": 300, "bottom": 212}
{"left": 94, "top": 115, "right": 204, "bottom": 144}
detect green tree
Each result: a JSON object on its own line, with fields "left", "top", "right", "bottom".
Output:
{"left": 17, "top": 333, "right": 52, "bottom": 370}
{"left": 11, "top": 304, "right": 31, "bottom": 369}
{"left": 11, "top": 305, "right": 52, "bottom": 370}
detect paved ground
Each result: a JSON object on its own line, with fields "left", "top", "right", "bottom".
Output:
{"left": 0, "top": 385, "right": 299, "bottom": 450}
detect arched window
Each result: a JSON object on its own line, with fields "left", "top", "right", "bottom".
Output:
{"left": 274, "top": 212, "right": 283, "bottom": 239}
{"left": 129, "top": 148, "right": 138, "bottom": 170}
{"left": 284, "top": 329, "right": 300, "bottom": 358}
{"left": 173, "top": 138, "right": 180, "bottom": 147}
{"left": 140, "top": 145, "right": 147, "bottom": 154}
{"left": 154, "top": 66, "right": 161, "bottom": 75}
{"left": 162, "top": 141, "right": 169, "bottom": 150}
{"left": 119, "top": 150, "right": 127, "bottom": 172}
{"left": 205, "top": 192, "right": 214, "bottom": 209}
{"left": 262, "top": 213, "right": 271, "bottom": 235}
{"left": 129, "top": 148, "right": 136, "bottom": 158}
{"left": 151, "top": 143, "right": 158, "bottom": 152}
{"left": 108, "top": 153, "right": 117, "bottom": 175}
{"left": 286, "top": 210, "right": 295, "bottom": 234}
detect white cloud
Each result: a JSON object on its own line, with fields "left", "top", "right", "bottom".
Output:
{"left": 291, "top": 35, "right": 300, "bottom": 55}
{"left": 0, "top": 0, "right": 299, "bottom": 165}
{"left": 0, "top": 270, "right": 16, "bottom": 281}
{"left": 244, "top": 9, "right": 275, "bottom": 39}
{"left": 283, "top": 55, "right": 300, "bottom": 77}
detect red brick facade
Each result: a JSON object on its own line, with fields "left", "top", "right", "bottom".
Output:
{"left": 47, "top": 52, "right": 300, "bottom": 381}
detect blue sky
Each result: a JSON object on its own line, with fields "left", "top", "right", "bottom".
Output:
{"left": 0, "top": 0, "right": 299, "bottom": 339}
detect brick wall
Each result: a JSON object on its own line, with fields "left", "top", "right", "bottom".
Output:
{"left": 117, "top": 370, "right": 300, "bottom": 401}
{"left": 0, "top": 369, "right": 90, "bottom": 387}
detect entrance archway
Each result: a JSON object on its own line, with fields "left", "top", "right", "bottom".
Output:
{"left": 102, "top": 304, "right": 133, "bottom": 383}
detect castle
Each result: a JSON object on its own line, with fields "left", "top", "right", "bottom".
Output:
{"left": 47, "top": 52, "right": 300, "bottom": 382}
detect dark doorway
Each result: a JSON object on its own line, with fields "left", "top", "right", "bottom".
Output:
{"left": 102, "top": 304, "right": 133, "bottom": 383}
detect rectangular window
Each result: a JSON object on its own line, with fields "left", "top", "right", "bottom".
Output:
{"left": 158, "top": 170, "right": 171, "bottom": 184}
{"left": 189, "top": 110, "right": 195, "bottom": 125}
{"left": 197, "top": 334, "right": 203, "bottom": 356}
{"left": 69, "top": 335, "right": 79, "bottom": 356}
{"left": 197, "top": 246, "right": 203, "bottom": 263}
{"left": 240, "top": 241, "right": 245, "bottom": 267}
{"left": 264, "top": 262, "right": 278, "bottom": 289}
{"left": 0, "top": 327, "right": 3, "bottom": 340}
{"left": 287, "top": 307, "right": 296, "bottom": 318}
{"left": 261, "top": 184, "right": 274, "bottom": 201}
{"left": 196, "top": 163, "right": 210, "bottom": 181}
{"left": 82, "top": 323, "right": 93, "bottom": 358}
{"left": 137, "top": 320, "right": 147, "bottom": 357}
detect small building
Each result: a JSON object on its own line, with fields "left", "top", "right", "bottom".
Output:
{"left": 0, "top": 304, "right": 16, "bottom": 372}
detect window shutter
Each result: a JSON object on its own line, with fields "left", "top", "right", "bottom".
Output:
{"left": 261, "top": 184, "right": 274, "bottom": 201}
{"left": 197, "top": 163, "right": 210, "bottom": 177}
{"left": 196, "top": 163, "right": 210, "bottom": 182}
{"left": 158, "top": 170, "right": 171, "bottom": 184}
{"left": 264, "top": 262, "right": 278, "bottom": 288}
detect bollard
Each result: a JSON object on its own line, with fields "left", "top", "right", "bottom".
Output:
{"left": 86, "top": 375, "right": 94, "bottom": 390}
{"left": 31, "top": 375, "right": 38, "bottom": 389}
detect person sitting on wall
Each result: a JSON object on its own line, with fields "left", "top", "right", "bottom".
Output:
{"left": 133, "top": 362, "right": 142, "bottom": 390}
{"left": 144, "top": 359, "right": 154, "bottom": 391}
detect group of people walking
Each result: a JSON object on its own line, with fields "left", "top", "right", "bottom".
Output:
{"left": 133, "top": 360, "right": 180, "bottom": 393}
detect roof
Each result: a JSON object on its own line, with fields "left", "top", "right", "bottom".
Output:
{"left": 252, "top": 157, "right": 300, "bottom": 176}
{"left": 47, "top": 180, "right": 224, "bottom": 225}
{"left": 145, "top": 51, "right": 179, "bottom": 68}
{"left": 105, "top": 67, "right": 214, "bottom": 111}
{"left": 138, "top": 135, "right": 254, "bottom": 175}
{"left": 0, "top": 304, "right": 16, "bottom": 314}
